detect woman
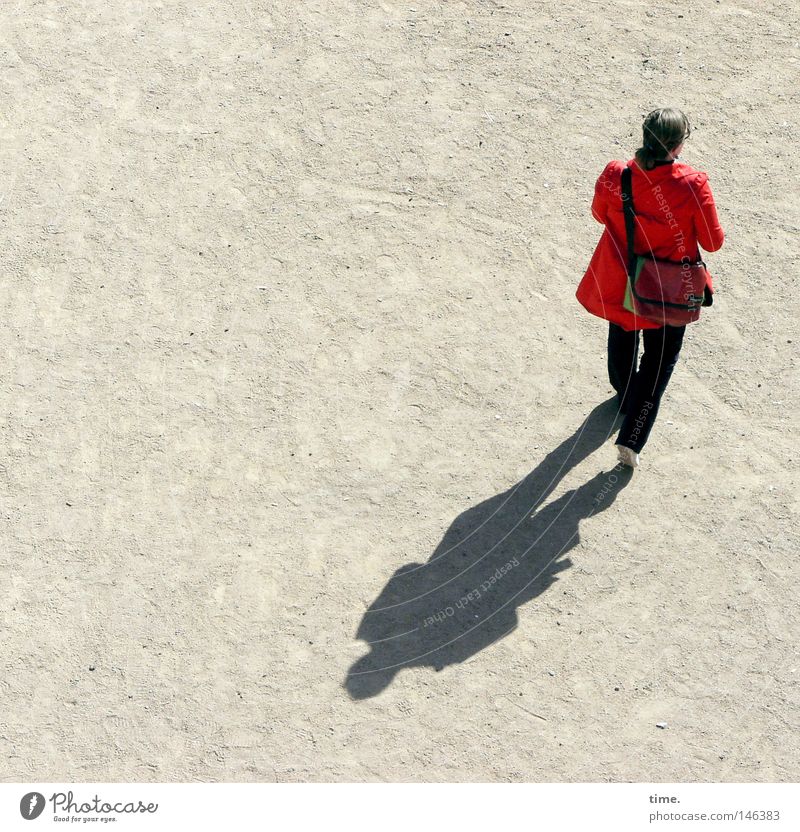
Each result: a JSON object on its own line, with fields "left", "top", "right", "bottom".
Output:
{"left": 576, "top": 108, "right": 725, "bottom": 468}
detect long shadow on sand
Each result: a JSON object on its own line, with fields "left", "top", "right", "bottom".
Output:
{"left": 345, "top": 397, "right": 632, "bottom": 700}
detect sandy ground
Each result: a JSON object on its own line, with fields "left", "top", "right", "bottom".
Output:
{"left": 1, "top": 0, "right": 798, "bottom": 783}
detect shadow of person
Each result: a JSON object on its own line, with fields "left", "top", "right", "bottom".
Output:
{"left": 345, "top": 396, "right": 632, "bottom": 700}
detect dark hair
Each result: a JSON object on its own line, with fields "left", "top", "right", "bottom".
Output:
{"left": 635, "top": 108, "right": 691, "bottom": 171}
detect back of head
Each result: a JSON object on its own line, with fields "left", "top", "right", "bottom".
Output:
{"left": 635, "top": 107, "right": 691, "bottom": 171}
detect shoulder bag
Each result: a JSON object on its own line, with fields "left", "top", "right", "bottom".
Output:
{"left": 621, "top": 163, "right": 712, "bottom": 326}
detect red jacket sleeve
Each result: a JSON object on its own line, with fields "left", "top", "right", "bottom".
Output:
{"left": 591, "top": 161, "right": 616, "bottom": 224}
{"left": 692, "top": 173, "right": 725, "bottom": 252}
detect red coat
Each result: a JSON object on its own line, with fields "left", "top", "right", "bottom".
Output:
{"left": 576, "top": 157, "right": 725, "bottom": 330}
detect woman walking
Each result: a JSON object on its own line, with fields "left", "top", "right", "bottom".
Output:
{"left": 576, "top": 108, "right": 725, "bottom": 468}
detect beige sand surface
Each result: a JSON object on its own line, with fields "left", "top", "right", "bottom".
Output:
{"left": 2, "top": 0, "right": 798, "bottom": 782}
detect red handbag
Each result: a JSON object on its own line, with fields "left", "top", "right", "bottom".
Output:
{"left": 621, "top": 164, "right": 711, "bottom": 326}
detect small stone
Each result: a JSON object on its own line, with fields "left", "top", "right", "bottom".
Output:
{"left": 656, "top": 722, "right": 668, "bottom": 729}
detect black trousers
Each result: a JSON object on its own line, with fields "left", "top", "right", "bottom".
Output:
{"left": 608, "top": 322, "right": 686, "bottom": 453}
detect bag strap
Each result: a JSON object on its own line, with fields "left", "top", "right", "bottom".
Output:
{"left": 620, "top": 164, "right": 637, "bottom": 278}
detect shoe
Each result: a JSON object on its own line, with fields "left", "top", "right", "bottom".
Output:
{"left": 616, "top": 444, "right": 640, "bottom": 469}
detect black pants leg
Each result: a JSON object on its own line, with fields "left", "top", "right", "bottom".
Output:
{"left": 615, "top": 323, "right": 686, "bottom": 454}
{"left": 607, "top": 323, "right": 640, "bottom": 414}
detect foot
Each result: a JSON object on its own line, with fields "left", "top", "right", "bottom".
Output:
{"left": 616, "top": 444, "right": 640, "bottom": 469}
